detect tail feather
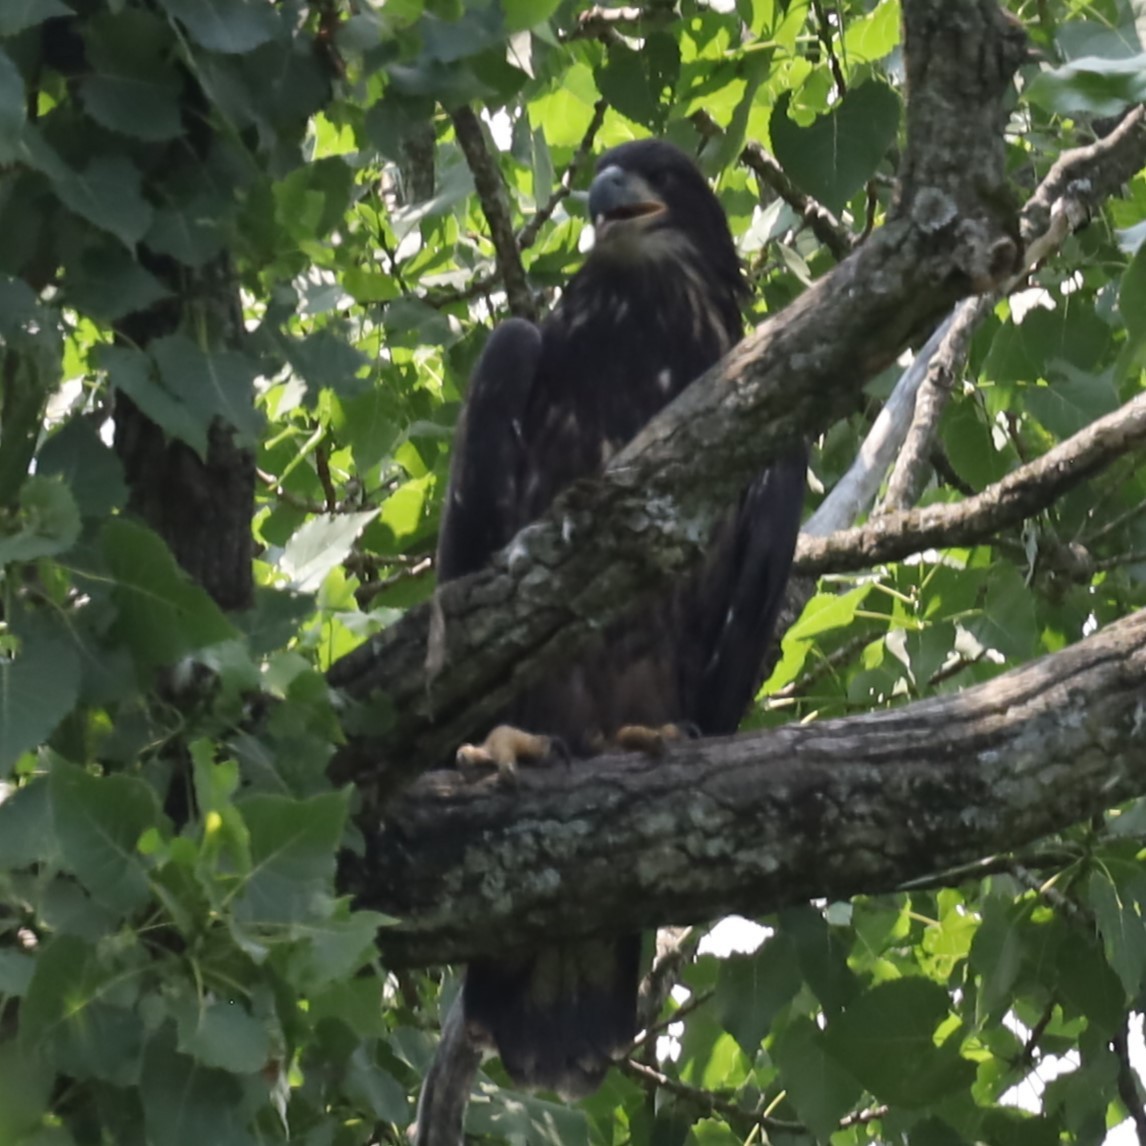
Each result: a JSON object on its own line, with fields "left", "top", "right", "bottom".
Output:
{"left": 464, "top": 936, "right": 641, "bottom": 1099}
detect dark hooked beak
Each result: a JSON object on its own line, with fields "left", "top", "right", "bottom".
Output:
{"left": 588, "top": 165, "right": 666, "bottom": 233}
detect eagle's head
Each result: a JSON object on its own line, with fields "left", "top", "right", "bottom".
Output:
{"left": 586, "top": 139, "right": 745, "bottom": 302}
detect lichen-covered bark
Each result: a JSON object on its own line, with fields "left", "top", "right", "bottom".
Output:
{"left": 329, "top": 0, "right": 1033, "bottom": 794}
{"left": 343, "top": 608, "right": 1146, "bottom": 967}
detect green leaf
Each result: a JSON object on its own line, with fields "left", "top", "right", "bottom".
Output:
{"left": 66, "top": 241, "right": 172, "bottom": 322}
{"left": 37, "top": 419, "right": 128, "bottom": 519}
{"left": 22, "top": 935, "right": 145, "bottom": 1085}
{"left": 467, "top": 1081, "right": 588, "bottom": 1146}
{"left": 152, "top": 334, "right": 264, "bottom": 444}
{"left": 0, "top": 474, "right": 81, "bottom": 563}
{"left": 80, "top": 10, "right": 182, "bottom": 142}
{"left": 1029, "top": 54, "right": 1146, "bottom": 117}
{"left": 53, "top": 155, "right": 154, "bottom": 248}
{"left": 785, "top": 585, "right": 873, "bottom": 642}
{"left": 279, "top": 510, "right": 379, "bottom": 592}
{"left": 1119, "top": 240, "right": 1146, "bottom": 363}
{"left": 823, "top": 978, "right": 974, "bottom": 1107}
{"left": 101, "top": 517, "right": 238, "bottom": 671}
{"left": 156, "top": 0, "right": 281, "bottom": 54}
{"left": 0, "top": 1039, "right": 53, "bottom": 1141}
{"left": 714, "top": 935, "right": 802, "bottom": 1056}
{"left": 502, "top": 0, "right": 559, "bottom": 33}
{"left": 1055, "top": 929, "right": 1124, "bottom": 1038}
{"left": 81, "top": 74, "right": 181, "bottom": 142}
{"left": 968, "top": 898, "right": 1024, "bottom": 1019}
{"left": 344, "top": 1046, "right": 411, "bottom": 1124}
{"left": 234, "top": 790, "right": 348, "bottom": 924}
{"left": 0, "top": 0, "right": 71, "bottom": 36}
{"left": 175, "top": 998, "right": 270, "bottom": 1073}
{"left": 1087, "top": 869, "right": 1146, "bottom": 998}
{"left": 1023, "top": 368, "right": 1119, "bottom": 441}
{"left": 968, "top": 563, "right": 1038, "bottom": 663}
{"left": 773, "top": 1015, "right": 864, "bottom": 1140}
{"left": 0, "top": 777, "right": 56, "bottom": 867}
{"left": 278, "top": 328, "right": 370, "bottom": 401}
{"left": 51, "top": 762, "right": 159, "bottom": 914}
{"left": 777, "top": 905, "right": 859, "bottom": 1015}
{"left": 146, "top": 203, "right": 227, "bottom": 268}
{"left": 771, "top": 82, "right": 901, "bottom": 214}
{"left": 297, "top": 905, "right": 391, "bottom": 988}
{"left": 140, "top": 1027, "right": 256, "bottom": 1145}
{"left": 100, "top": 344, "right": 207, "bottom": 458}
{"left": 596, "top": 36, "right": 680, "bottom": 131}
{"left": 0, "top": 627, "right": 81, "bottom": 775}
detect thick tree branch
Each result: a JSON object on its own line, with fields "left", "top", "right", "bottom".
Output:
{"left": 795, "top": 390, "right": 1146, "bottom": 575}
{"left": 329, "top": 0, "right": 1029, "bottom": 795}
{"left": 449, "top": 107, "right": 537, "bottom": 321}
{"left": 814, "top": 101, "right": 1146, "bottom": 526}
{"left": 344, "top": 608, "right": 1146, "bottom": 966}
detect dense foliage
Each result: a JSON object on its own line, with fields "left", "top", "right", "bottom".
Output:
{"left": 2, "top": 0, "right": 1146, "bottom": 1142}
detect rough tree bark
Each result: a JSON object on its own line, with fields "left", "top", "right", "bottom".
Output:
{"left": 345, "top": 607, "right": 1146, "bottom": 967}
{"left": 326, "top": 2, "right": 1146, "bottom": 977}
{"left": 330, "top": 0, "right": 1031, "bottom": 794}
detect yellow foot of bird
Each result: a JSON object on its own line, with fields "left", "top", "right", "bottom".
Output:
{"left": 456, "top": 724, "right": 559, "bottom": 782}
{"left": 614, "top": 722, "right": 700, "bottom": 758}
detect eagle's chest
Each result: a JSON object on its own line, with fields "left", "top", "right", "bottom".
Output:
{"left": 518, "top": 282, "right": 732, "bottom": 522}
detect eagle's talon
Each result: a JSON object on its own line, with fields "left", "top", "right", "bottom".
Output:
{"left": 614, "top": 722, "right": 696, "bottom": 757}
{"left": 455, "top": 724, "right": 555, "bottom": 780}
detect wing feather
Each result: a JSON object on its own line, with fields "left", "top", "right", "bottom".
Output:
{"left": 436, "top": 318, "right": 542, "bottom": 582}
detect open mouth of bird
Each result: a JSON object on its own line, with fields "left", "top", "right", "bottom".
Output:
{"left": 595, "top": 201, "right": 666, "bottom": 235}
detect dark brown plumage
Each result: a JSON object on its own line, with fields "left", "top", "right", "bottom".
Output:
{"left": 435, "top": 138, "right": 806, "bottom": 1099}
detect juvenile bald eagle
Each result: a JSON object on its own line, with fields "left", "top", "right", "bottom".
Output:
{"left": 434, "top": 138, "right": 806, "bottom": 1100}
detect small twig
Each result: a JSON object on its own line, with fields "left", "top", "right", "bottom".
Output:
{"left": 811, "top": 0, "right": 847, "bottom": 96}
{"left": 315, "top": 445, "right": 337, "bottom": 511}
{"left": 879, "top": 295, "right": 991, "bottom": 512}
{"left": 839, "top": 1105, "right": 890, "bottom": 1128}
{"left": 620, "top": 1059, "right": 804, "bottom": 1135}
{"left": 861, "top": 179, "right": 880, "bottom": 241}
{"left": 631, "top": 988, "right": 715, "bottom": 1049}
{"left": 769, "top": 632, "right": 874, "bottom": 700}
{"left": 1016, "top": 1000, "right": 1057, "bottom": 1068}
{"left": 1096, "top": 549, "right": 1146, "bottom": 571}
{"left": 423, "top": 271, "right": 499, "bottom": 310}
{"left": 637, "top": 926, "right": 701, "bottom": 1028}
{"left": 255, "top": 468, "right": 326, "bottom": 514}
{"left": 741, "top": 141, "right": 855, "bottom": 261}
{"left": 1087, "top": 496, "right": 1146, "bottom": 545}
{"left": 561, "top": 2, "right": 675, "bottom": 44}
{"left": 355, "top": 557, "right": 434, "bottom": 605}
{"left": 927, "top": 649, "right": 987, "bottom": 688}
{"left": 518, "top": 100, "right": 608, "bottom": 252}
{"left": 450, "top": 106, "right": 537, "bottom": 321}
{"left": 1114, "top": 1017, "right": 1146, "bottom": 1146}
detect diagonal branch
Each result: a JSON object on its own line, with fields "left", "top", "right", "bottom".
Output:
{"left": 518, "top": 99, "right": 608, "bottom": 252}
{"left": 329, "top": 0, "right": 1031, "bottom": 796}
{"left": 450, "top": 106, "right": 537, "bottom": 321}
{"left": 741, "top": 141, "right": 855, "bottom": 261}
{"left": 795, "top": 390, "right": 1146, "bottom": 576}
{"left": 342, "top": 607, "right": 1146, "bottom": 966}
